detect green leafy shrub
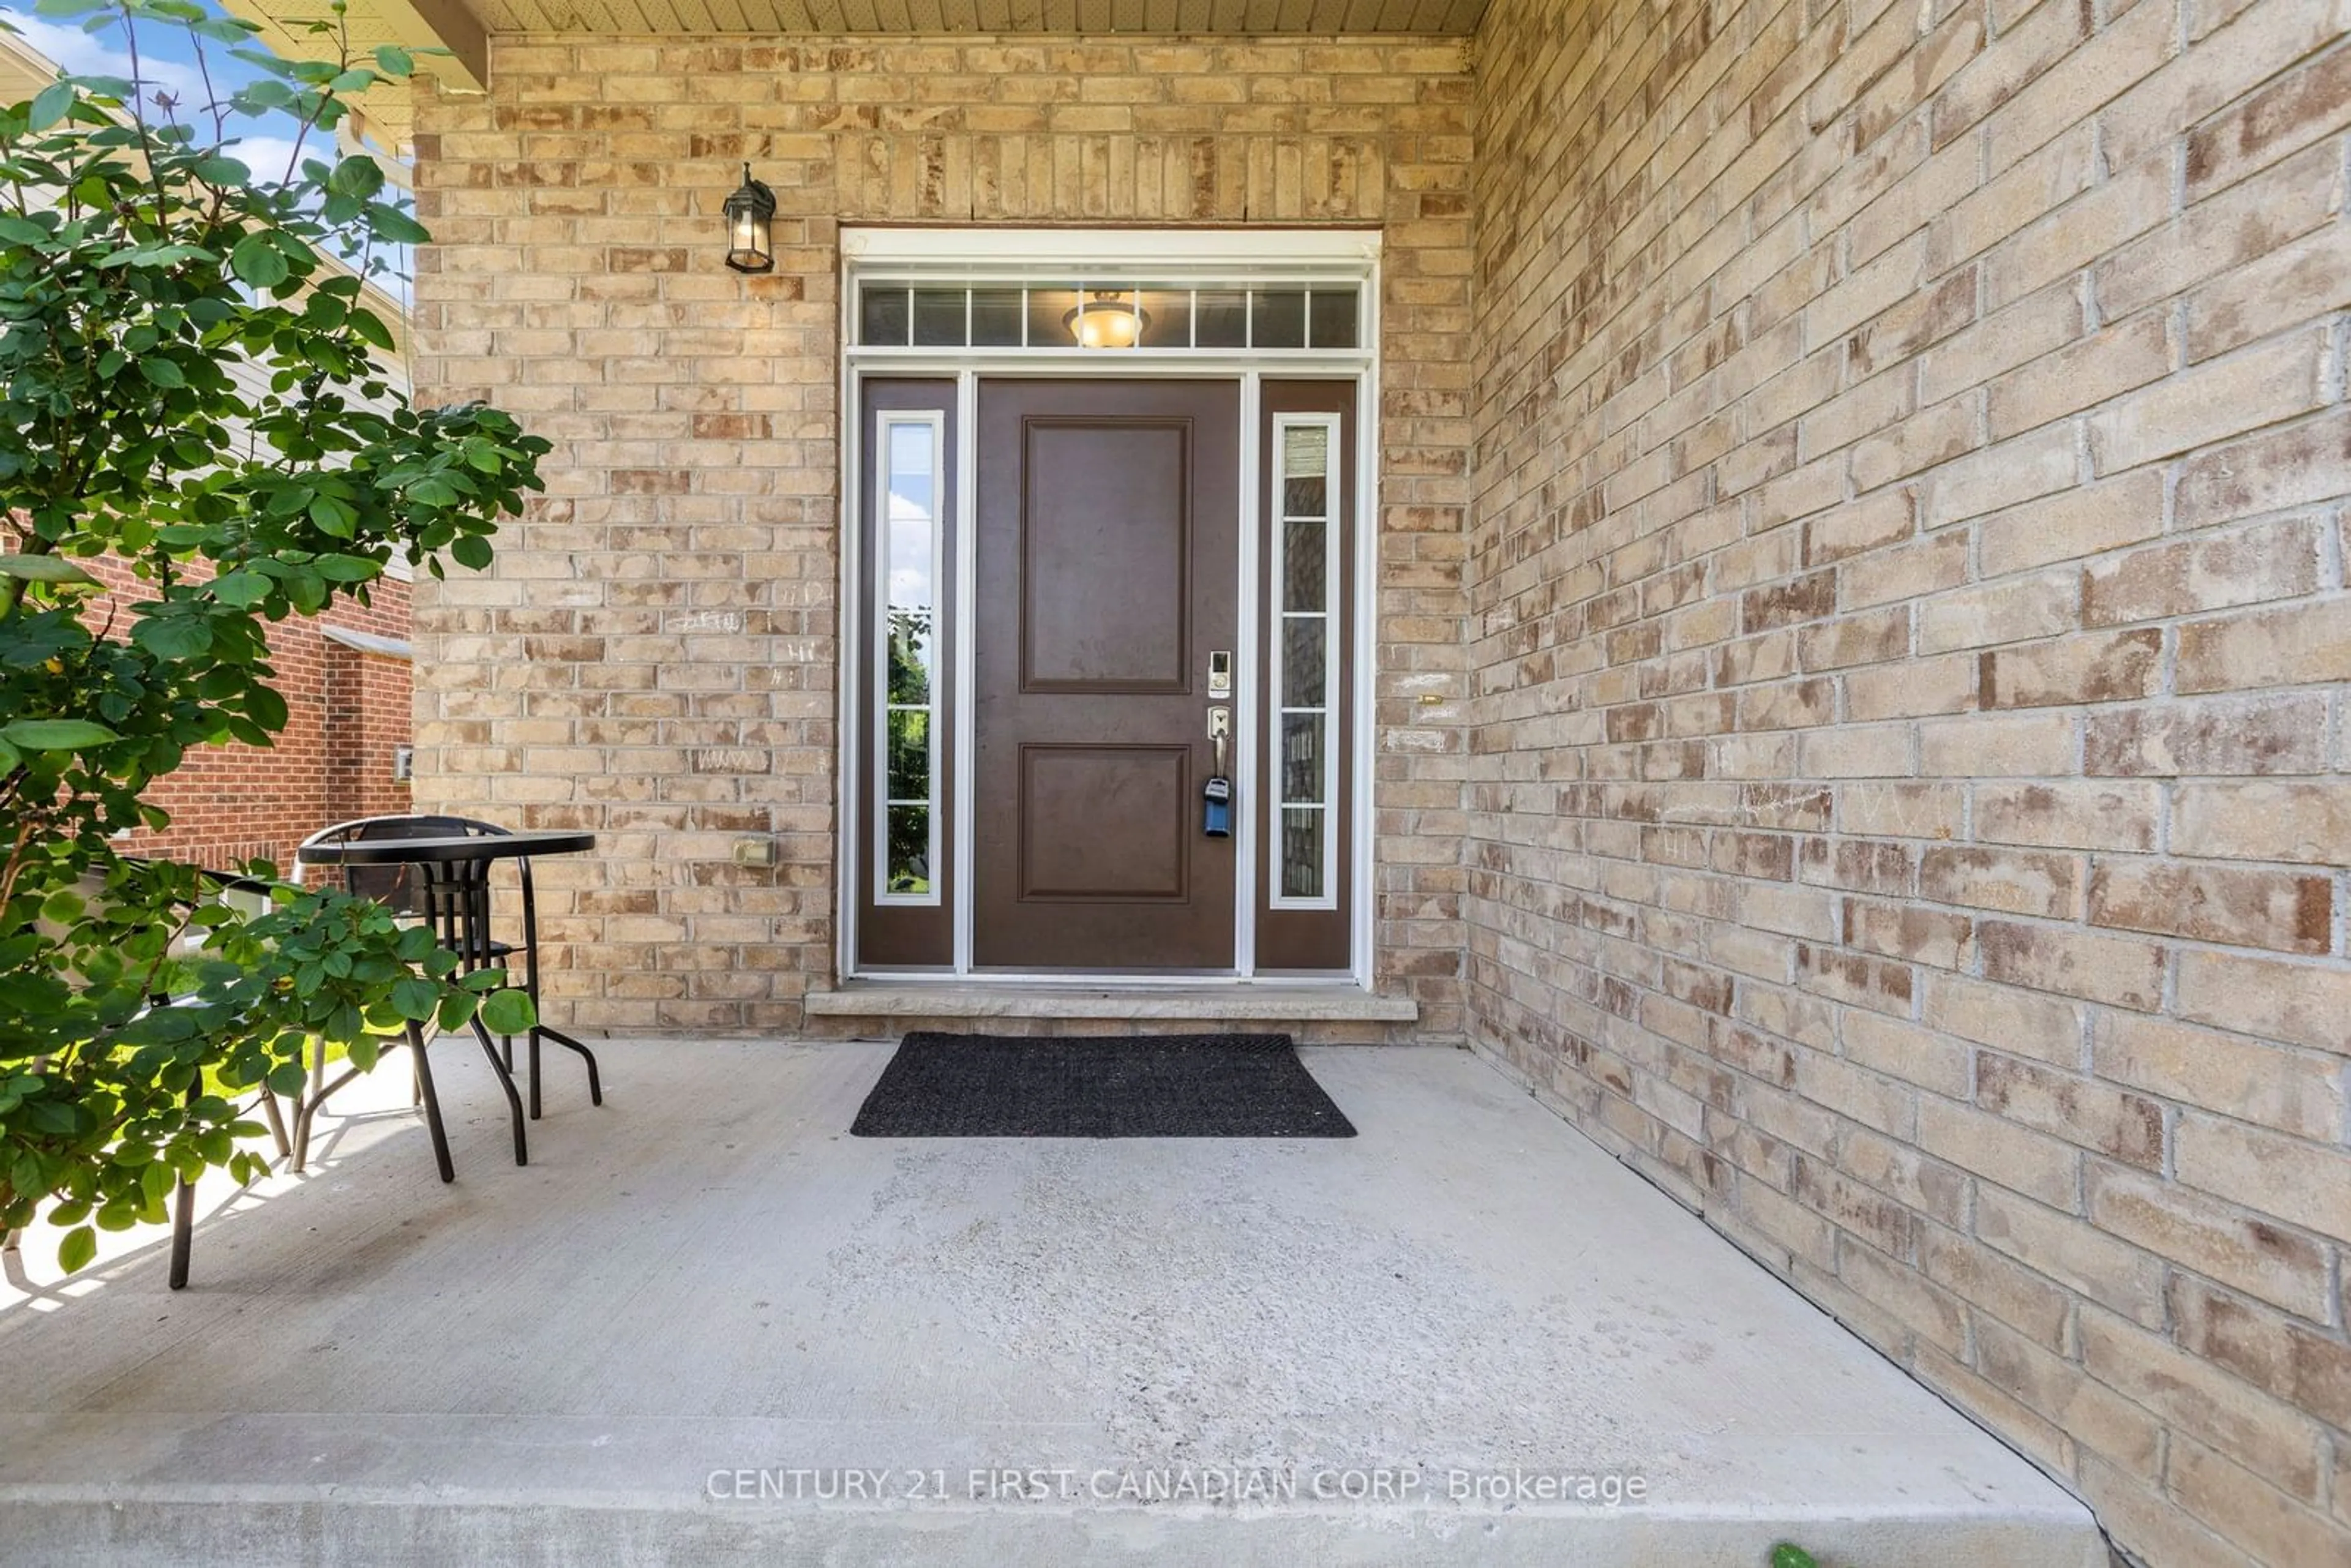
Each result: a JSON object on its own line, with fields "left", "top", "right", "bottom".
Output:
{"left": 0, "top": 0, "right": 550, "bottom": 1270}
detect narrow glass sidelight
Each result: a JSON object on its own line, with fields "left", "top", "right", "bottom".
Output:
{"left": 877, "top": 414, "right": 944, "bottom": 903}
{"left": 1269, "top": 415, "right": 1342, "bottom": 907}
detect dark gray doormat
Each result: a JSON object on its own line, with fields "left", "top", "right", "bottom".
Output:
{"left": 849, "top": 1032, "right": 1357, "bottom": 1138}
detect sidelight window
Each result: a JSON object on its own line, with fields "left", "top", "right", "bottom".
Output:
{"left": 1270, "top": 415, "right": 1341, "bottom": 908}
{"left": 876, "top": 413, "right": 943, "bottom": 904}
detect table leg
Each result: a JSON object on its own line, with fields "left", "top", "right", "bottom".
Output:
{"left": 531, "top": 1025, "right": 604, "bottom": 1109}
{"left": 168, "top": 1082, "right": 197, "bottom": 1290}
{"left": 289, "top": 1040, "right": 320, "bottom": 1175}
{"left": 468, "top": 1016, "right": 529, "bottom": 1167}
{"left": 168, "top": 1171, "right": 194, "bottom": 1290}
{"left": 410, "top": 1021, "right": 456, "bottom": 1184}
{"left": 258, "top": 1087, "right": 291, "bottom": 1160}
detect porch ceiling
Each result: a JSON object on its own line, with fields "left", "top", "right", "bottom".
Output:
{"left": 223, "top": 0, "right": 1488, "bottom": 153}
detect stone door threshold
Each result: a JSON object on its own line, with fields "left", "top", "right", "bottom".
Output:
{"left": 804, "top": 984, "right": 1419, "bottom": 1024}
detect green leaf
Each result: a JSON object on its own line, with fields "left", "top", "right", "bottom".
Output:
{"left": 266, "top": 1060, "right": 307, "bottom": 1098}
{"left": 192, "top": 154, "right": 251, "bottom": 186}
{"left": 138, "top": 357, "right": 187, "bottom": 389}
{"left": 0, "top": 553, "right": 99, "bottom": 585}
{"left": 209, "top": 569, "right": 271, "bottom": 607}
{"left": 39, "top": 888, "right": 84, "bottom": 923}
{"left": 389, "top": 976, "right": 438, "bottom": 1021}
{"left": 347, "top": 308, "right": 396, "bottom": 353}
{"left": 477, "top": 989, "right": 537, "bottom": 1037}
{"left": 56, "top": 1223, "right": 96, "bottom": 1275}
{"left": 372, "top": 44, "right": 414, "bottom": 78}
{"left": 1770, "top": 1548, "right": 1819, "bottom": 1568}
{"left": 132, "top": 615, "right": 212, "bottom": 659}
{"left": 1, "top": 718, "right": 119, "bottom": 751}
{"left": 328, "top": 155, "right": 384, "bottom": 200}
{"left": 228, "top": 232, "right": 290, "bottom": 288}
{"left": 435, "top": 988, "right": 476, "bottom": 1031}
{"left": 245, "top": 685, "right": 288, "bottom": 730}
{"left": 26, "top": 80, "right": 73, "bottom": 133}
{"left": 309, "top": 494, "right": 358, "bottom": 536}
{"left": 231, "top": 79, "right": 293, "bottom": 113}
{"left": 0, "top": 213, "right": 51, "bottom": 246}
{"left": 448, "top": 535, "right": 492, "bottom": 570}
{"left": 312, "top": 554, "right": 378, "bottom": 583}
{"left": 366, "top": 203, "right": 430, "bottom": 246}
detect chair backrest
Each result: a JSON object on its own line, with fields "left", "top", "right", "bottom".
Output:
{"left": 296, "top": 816, "right": 511, "bottom": 914}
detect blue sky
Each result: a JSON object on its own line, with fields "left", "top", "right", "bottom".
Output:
{"left": 2, "top": 3, "right": 320, "bottom": 182}
{"left": 2, "top": 2, "right": 414, "bottom": 293}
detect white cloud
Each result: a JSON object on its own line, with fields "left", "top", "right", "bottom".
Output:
{"left": 220, "top": 132, "right": 310, "bottom": 182}
{"left": 2, "top": 9, "right": 216, "bottom": 109}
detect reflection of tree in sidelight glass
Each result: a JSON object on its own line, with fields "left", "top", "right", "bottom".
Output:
{"left": 877, "top": 413, "right": 937, "bottom": 900}
{"left": 883, "top": 609, "right": 932, "bottom": 894}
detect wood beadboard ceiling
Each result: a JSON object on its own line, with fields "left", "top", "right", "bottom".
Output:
{"left": 471, "top": 1, "right": 1491, "bottom": 34}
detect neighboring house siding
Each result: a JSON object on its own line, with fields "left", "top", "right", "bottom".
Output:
{"left": 1468, "top": 1, "right": 2351, "bottom": 1566}
{"left": 405, "top": 36, "right": 1477, "bottom": 1035}
{"left": 92, "top": 556, "right": 416, "bottom": 873}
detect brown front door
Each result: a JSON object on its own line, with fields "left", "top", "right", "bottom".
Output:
{"left": 973, "top": 379, "right": 1240, "bottom": 970}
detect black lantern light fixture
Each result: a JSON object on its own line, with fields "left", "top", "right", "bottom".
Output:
{"left": 722, "top": 163, "right": 775, "bottom": 274}
{"left": 1064, "top": 288, "right": 1148, "bottom": 350}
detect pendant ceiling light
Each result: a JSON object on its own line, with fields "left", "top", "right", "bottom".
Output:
{"left": 1064, "top": 288, "right": 1147, "bottom": 350}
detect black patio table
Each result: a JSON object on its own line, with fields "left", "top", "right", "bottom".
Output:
{"left": 292, "top": 830, "right": 602, "bottom": 1181}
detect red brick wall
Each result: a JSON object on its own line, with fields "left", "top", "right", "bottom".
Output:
{"left": 84, "top": 557, "right": 415, "bottom": 874}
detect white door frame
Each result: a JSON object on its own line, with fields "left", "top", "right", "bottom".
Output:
{"left": 835, "top": 227, "right": 1381, "bottom": 990}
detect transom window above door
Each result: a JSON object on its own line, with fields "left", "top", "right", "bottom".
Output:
{"left": 854, "top": 282, "right": 1363, "bottom": 352}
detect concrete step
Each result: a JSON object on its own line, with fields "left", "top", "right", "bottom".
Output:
{"left": 0, "top": 1433, "right": 2112, "bottom": 1566}
{"left": 804, "top": 981, "right": 1422, "bottom": 1043}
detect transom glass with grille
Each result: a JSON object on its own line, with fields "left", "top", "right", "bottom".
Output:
{"left": 855, "top": 282, "right": 1362, "bottom": 352}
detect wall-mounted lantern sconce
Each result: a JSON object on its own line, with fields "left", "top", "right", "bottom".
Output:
{"left": 1064, "top": 288, "right": 1147, "bottom": 349}
{"left": 722, "top": 163, "right": 775, "bottom": 274}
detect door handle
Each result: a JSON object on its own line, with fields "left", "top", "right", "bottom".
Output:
{"left": 1204, "top": 707, "right": 1232, "bottom": 837}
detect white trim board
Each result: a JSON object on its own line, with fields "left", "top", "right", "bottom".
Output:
{"left": 842, "top": 226, "right": 1382, "bottom": 273}
{"left": 837, "top": 227, "right": 1379, "bottom": 991}
{"left": 320, "top": 625, "right": 413, "bottom": 660}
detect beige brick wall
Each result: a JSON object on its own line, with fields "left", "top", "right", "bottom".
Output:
{"left": 408, "top": 36, "right": 1474, "bottom": 1033}
{"left": 1467, "top": 0, "right": 2351, "bottom": 1562}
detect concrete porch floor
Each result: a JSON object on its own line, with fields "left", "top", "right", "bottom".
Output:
{"left": 0, "top": 1040, "right": 2102, "bottom": 1566}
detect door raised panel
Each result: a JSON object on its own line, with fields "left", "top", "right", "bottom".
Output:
{"left": 1020, "top": 419, "right": 1190, "bottom": 692}
{"left": 1018, "top": 745, "right": 1189, "bottom": 901}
